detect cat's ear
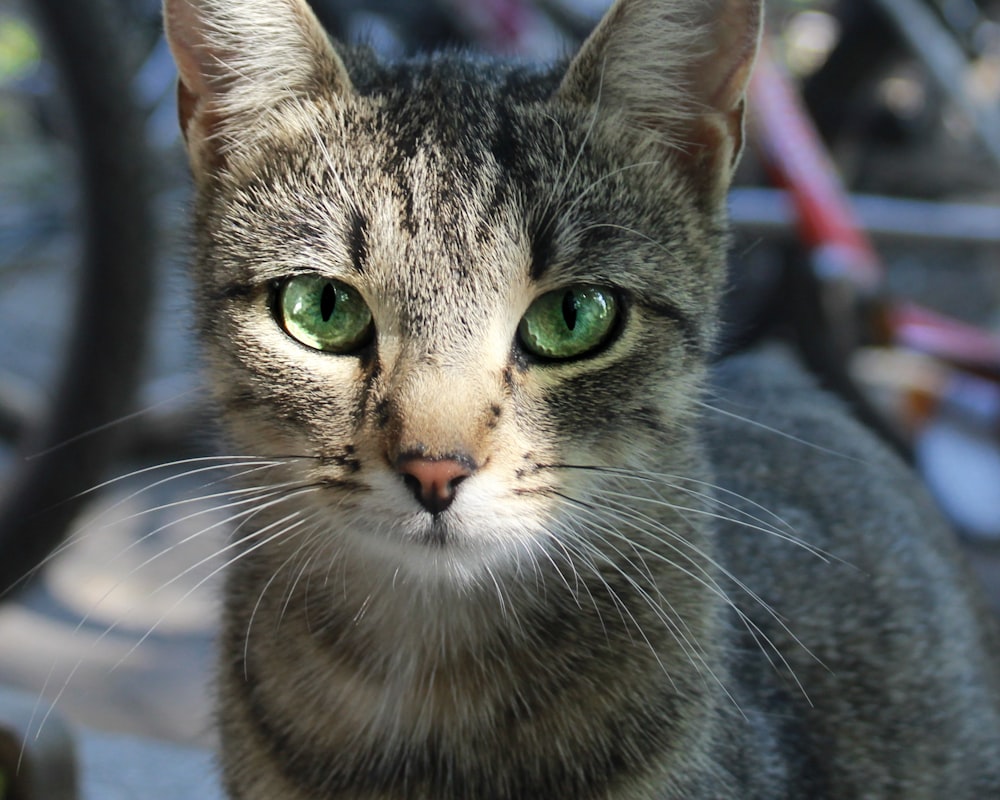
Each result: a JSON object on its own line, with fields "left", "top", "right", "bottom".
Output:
{"left": 163, "top": 0, "right": 352, "bottom": 171}
{"left": 557, "top": 0, "right": 762, "bottom": 196}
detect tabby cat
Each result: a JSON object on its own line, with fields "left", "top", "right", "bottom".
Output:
{"left": 162, "top": 0, "right": 1000, "bottom": 797}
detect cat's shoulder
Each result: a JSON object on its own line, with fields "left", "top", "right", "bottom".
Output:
{"left": 701, "top": 345, "right": 946, "bottom": 550}
{"left": 704, "top": 344, "right": 900, "bottom": 476}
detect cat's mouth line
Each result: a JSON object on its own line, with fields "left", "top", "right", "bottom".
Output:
{"left": 419, "top": 516, "right": 451, "bottom": 548}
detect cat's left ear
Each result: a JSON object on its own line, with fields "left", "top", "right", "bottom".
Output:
{"left": 163, "top": 0, "right": 352, "bottom": 173}
{"left": 557, "top": 0, "right": 763, "bottom": 198}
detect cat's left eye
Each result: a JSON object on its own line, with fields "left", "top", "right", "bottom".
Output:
{"left": 518, "top": 285, "right": 619, "bottom": 360}
{"left": 277, "top": 275, "right": 373, "bottom": 353}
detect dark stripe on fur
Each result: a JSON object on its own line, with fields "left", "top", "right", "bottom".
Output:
{"left": 348, "top": 210, "right": 369, "bottom": 273}
{"left": 530, "top": 210, "right": 558, "bottom": 281}
{"left": 640, "top": 298, "right": 701, "bottom": 353}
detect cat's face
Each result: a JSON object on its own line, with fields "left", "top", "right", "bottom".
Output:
{"left": 165, "top": 0, "right": 761, "bottom": 585}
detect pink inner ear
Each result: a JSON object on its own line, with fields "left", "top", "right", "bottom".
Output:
{"left": 164, "top": 0, "right": 240, "bottom": 169}
{"left": 176, "top": 77, "right": 197, "bottom": 140}
{"left": 163, "top": 0, "right": 221, "bottom": 104}
{"left": 702, "top": 12, "right": 762, "bottom": 114}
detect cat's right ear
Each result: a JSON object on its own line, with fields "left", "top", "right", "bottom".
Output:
{"left": 557, "top": 0, "right": 763, "bottom": 203}
{"left": 163, "top": 0, "right": 353, "bottom": 174}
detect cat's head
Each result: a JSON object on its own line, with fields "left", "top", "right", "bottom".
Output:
{"left": 163, "top": 0, "right": 762, "bottom": 584}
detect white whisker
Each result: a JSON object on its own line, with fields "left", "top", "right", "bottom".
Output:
{"left": 68, "top": 483, "right": 316, "bottom": 640}
{"left": 14, "top": 458, "right": 297, "bottom": 588}
{"left": 575, "top": 220, "right": 676, "bottom": 256}
{"left": 556, "top": 526, "right": 684, "bottom": 694}
{"left": 243, "top": 517, "right": 326, "bottom": 677}
{"left": 30, "top": 484, "right": 321, "bottom": 741}
{"left": 694, "top": 400, "right": 861, "bottom": 463}
{"left": 592, "top": 485, "right": 830, "bottom": 563}
{"left": 106, "top": 508, "right": 315, "bottom": 676}
{"left": 556, "top": 498, "right": 724, "bottom": 678}
{"left": 563, "top": 162, "right": 661, "bottom": 222}
{"left": 276, "top": 523, "right": 328, "bottom": 626}
{"left": 575, "top": 492, "right": 820, "bottom": 701}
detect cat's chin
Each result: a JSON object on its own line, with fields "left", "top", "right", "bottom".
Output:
{"left": 341, "top": 509, "right": 538, "bottom": 589}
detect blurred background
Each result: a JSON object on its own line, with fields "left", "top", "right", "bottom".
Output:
{"left": 0, "top": 0, "right": 997, "bottom": 758}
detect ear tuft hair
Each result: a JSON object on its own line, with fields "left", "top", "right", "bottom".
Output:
{"left": 558, "top": 0, "right": 763, "bottom": 192}
{"left": 163, "top": 0, "right": 352, "bottom": 172}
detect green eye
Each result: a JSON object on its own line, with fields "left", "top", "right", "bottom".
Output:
{"left": 518, "top": 285, "right": 619, "bottom": 360}
{"left": 277, "top": 275, "right": 373, "bottom": 353}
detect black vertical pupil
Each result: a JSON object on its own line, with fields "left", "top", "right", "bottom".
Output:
{"left": 561, "top": 290, "right": 578, "bottom": 331}
{"left": 320, "top": 282, "right": 337, "bottom": 322}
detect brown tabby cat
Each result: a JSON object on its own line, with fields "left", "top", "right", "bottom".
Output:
{"left": 162, "top": 0, "right": 1000, "bottom": 797}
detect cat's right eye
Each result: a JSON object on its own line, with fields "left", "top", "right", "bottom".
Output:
{"left": 518, "top": 285, "right": 620, "bottom": 360}
{"left": 276, "top": 275, "right": 373, "bottom": 353}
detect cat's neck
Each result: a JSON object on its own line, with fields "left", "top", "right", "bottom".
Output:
{"left": 223, "top": 538, "right": 731, "bottom": 791}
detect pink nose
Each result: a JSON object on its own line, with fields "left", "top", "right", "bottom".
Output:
{"left": 397, "top": 455, "right": 474, "bottom": 515}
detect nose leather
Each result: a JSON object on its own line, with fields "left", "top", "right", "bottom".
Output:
{"left": 396, "top": 455, "right": 474, "bottom": 515}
